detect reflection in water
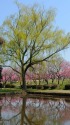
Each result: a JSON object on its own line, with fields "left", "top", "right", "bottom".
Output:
{"left": 64, "top": 121, "right": 70, "bottom": 125}
{"left": 0, "top": 95, "right": 70, "bottom": 125}
{"left": 20, "top": 96, "right": 26, "bottom": 125}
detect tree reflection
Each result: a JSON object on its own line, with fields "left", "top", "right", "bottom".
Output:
{"left": 0, "top": 95, "right": 70, "bottom": 125}
{"left": 20, "top": 96, "right": 47, "bottom": 125}
{"left": 20, "top": 96, "right": 27, "bottom": 125}
{"left": 20, "top": 97, "right": 70, "bottom": 125}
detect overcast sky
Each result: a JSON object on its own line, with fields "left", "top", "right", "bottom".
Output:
{"left": 0, "top": 0, "right": 70, "bottom": 61}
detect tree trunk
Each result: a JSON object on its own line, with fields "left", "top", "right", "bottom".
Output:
{"left": 21, "top": 66, "right": 26, "bottom": 90}
{"left": 52, "top": 78, "right": 54, "bottom": 84}
{"left": 45, "top": 79, "right": 48, "bottom": 84}
{"left": 22, "top": 73, "right": 26, "bottom": 90}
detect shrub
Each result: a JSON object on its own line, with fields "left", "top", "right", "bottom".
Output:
{"left": 50, "top": 84, "right": 57, "bottom": 89}
{"left": 5, "top": 84, "right": 11, "bottom": 88}
{"left": 0, "top": 83, "right": 3, "bottom": 88}
{"left": 5, "top": 84, "right": 15, "bottom": 88}
{"left": 64, "top": 84, "right": 70, "bottom": 90}
{"left": 20, "top": 85, "right": 37, "bottom": 89}
{"left": 26, "top": 85, "right": 35, "bottom": 89}
{"left": 10, "top": 84, "right": 15, "bottom": 88}
{"left": 31, "top": 85, "right": 36, "bottom": 89}
{"left": 43, "top": 85, "right": 49, "bottom": 90}
{"left": 36, "top": 85, "right": 43, "bottom": 89}
{"left": 27, "top": 85, "right": 44, "bottom": 89}
{"left": 27, "top": 85, "right": 32, "bottom": 89}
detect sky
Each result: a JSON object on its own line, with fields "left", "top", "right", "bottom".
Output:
{"left": 0, "top": 0, "right": 70, "bottom": 61}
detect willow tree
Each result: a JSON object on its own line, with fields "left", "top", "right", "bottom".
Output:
{"left": 0, "top": 3, "right": 70, "bottom": 90}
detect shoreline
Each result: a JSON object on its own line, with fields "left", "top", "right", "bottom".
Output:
{"left": 0, "top": 89, "right": 70, "bottom": 98}
{"left": 27, "top": 90, "right": 70, "bottom": 98}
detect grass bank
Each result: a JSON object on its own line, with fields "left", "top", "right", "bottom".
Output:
{"left": 27, "top": 89, "right": 70, "bottom": 97}
{"left": 0, "top": 88, "right": 22, "bottom": 94}
{"left": 0, "top": 88, "right": 70, "bottom": 97}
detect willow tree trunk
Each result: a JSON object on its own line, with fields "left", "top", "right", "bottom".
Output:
{"left": 21, "top": 66, "right": 26, "bottom": 90}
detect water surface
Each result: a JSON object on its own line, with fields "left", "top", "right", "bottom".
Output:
{"left": 0, "top": 95, "right": 70, "bottom": 125}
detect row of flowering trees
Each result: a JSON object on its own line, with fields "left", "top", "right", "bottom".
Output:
{"left": 1, "top": 68, "right": 20, "bottom": 86}
{"left": 26, "top": 58, "right": 70, "bottom": 85}
{"left": 1, "top": 59, "right": 70, "bottom": 86}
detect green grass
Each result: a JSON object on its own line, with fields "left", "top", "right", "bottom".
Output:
{"left": 0, "top": 88, "right": 22, "bottom": 93}
{"left": 0, "top": 79, "right": 70, "bottom": 94}
{"left": 27, "top": 89, "right": 70, "bottom": 95}
{"left": 27, "top": 88, "right": 70, "bottom": 93}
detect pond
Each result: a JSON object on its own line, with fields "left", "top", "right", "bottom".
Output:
{"left": 0, "top": 94, "right": 70, "bottom": 125}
